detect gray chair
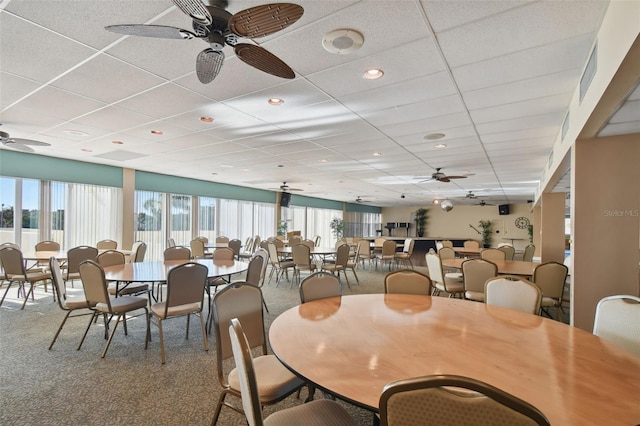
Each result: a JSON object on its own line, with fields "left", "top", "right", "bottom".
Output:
{"left": 64, "top": 245, "right": 99, "bottom": 287}
{"left": 379, "top": 374, "right": 549, "bottom": 426}
{"left": 299, "top": 271, "right": 342, "bottom": 303}
{"left": 384, "top": 269, "right": 432, "bottom": 295}
{"left": 593, "top": 295, "right": 640, "bottom": 357}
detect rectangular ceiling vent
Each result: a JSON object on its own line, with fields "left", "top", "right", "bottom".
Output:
{"left": 94, "top": 150, "right": 148, "bottom": 161}
{"left": 580, "top": 42, "right": 598, "bottom": 103}
{"left": 561, "top": 112, "right": 570, "bottom": 142}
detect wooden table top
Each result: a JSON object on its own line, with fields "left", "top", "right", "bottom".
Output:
{"left": 277, "top": 246, "right": 337, "bottom": 256}
{"left": 442, "top": 258, "right": 539, "bottom": 276}
{"left": 22, "top": 249, "right": 133, "bottom": 261}
{"left": 452, "top": 247, "right": 482, "bottom": 256}
{"left": 103, "top": 259, "right": 248, "bottom": 282}
{"left": 268, "top": 294, "right": 640, "bottom": 424}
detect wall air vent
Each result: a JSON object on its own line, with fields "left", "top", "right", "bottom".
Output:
{"left": 561, "top": 112, "right": 570, "bottom": 142}
{"left": 580, "top": 42, "right": 598, "bottom": 103}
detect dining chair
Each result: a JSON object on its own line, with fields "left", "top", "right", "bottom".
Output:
{"left": 291, "top": 243, "right": 316, "bottom": 287}
{"left": 244, "top": 252, "right": 270, "bottom": 314}
{"left": 35, "top": 240, "right": 60, "bottom": 251}
{"left": 207, "top": 247, "right": 236, "bottom": 294}
{"left": 480, "top": 248, "right": 506, "bottom": 262}
{"left": 299, "top": 271, "right": 342, "bottom": 303}
{"left": 437, "top": 246, "right": 457, "bottom": 273}
{"left": 0, "top": 247, "right": 51, "bottom": 309}
{"left": 228, "top": 239, "right": 242, "bottom": 259}
{"left": 321, "top": 243, "right": 351, "bottom": 289}
{"left": 210, "top": 282, "right": 306, "bottom": 425}
{"left": 64, "top": 245, "right": 99, "bottom": 287}
{"left": 166, "top": 238, "right": 176, "bottom": 248}
{"left": 99, "top": 250, "right": 152, "bottom": 301}
{"left": 239, "top": 237, "right": 254, "bottom": 260}
{"left": 523, "top": 244, "right": 535, "bottom": 262}
{"left": 384, "top": 269, "right": 432, "bottom": 295}
{"left": 148, "top": 262, "right": 209, "bottom": 364}
{"left": 267, "top": 243, "right": 294, "bottom": 286}
{"left": 463, "top": 240, "right": 480, "bottom": 250}
{"left": 77, "top": 260, "right": 149, "bottom": 358}
{"left": 462, "top": 258, "right": 498, "bottom": 302}
{"left": 394, "top": 238, "right": 415, "bottom": 269}
{"left": 195, "top": 236, "right": 209, "bottom": 243}
{"left": 379, "top": 374, "right": 550, "bottom": 426}
{"left": 356, "top": 239, "right": 374, "bottom": 270}
{"left": 499, "top": 245, "right": 516, "bottom": 260}
{"left": 131, "top": 241, "right": 147, "bottom": 262}
{"left": 376, "top": 240, "right": 397, "bottom": 271}
{"left": 96, "top": 239, "right": 117, "bottom": 250}
{"left": 216, "top": 236, "right": 230, "bottom": 244}
{"left": 227, "top": 318, "right": 356, "bottom": 426}
{"left": 345, "top": 240, "right": 362, "bottom": 284}
{"left": 441, "top": 240, "right": 453, "bottom": 248}
{"left": 190, "top": 238, "right": 208, "bottom": 259}
{"left": 301, "top": 239, "right": 315, "bottom": 250}
{"left": 313, "top": 235, "right": 321, "bottom": 246}
{"left": 532, "top": 262, "right": 568, "bottom": 319}
{"left": 593, "top": 295, "right": 640, "bottom": 357}
{"left": 485, "top": 276, "right": 542, "bottom": 315}
{"left": 48, "top": 257, "right": 94, "bottom": 350}
{"left": 163, "top": 246, "right": 191, "bottom": 261}
{"left": 288, "top": 235, "right": 302, "bottom": 246}
{"left": 425, "top": 252, "right": 464, "bottom": 298}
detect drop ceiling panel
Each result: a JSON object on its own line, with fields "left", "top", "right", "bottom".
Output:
{"left": 0, "top": 73, "right": 41, "bottom": 109}
{"left": 116, "top": 84, "right": 212, "bottom": 120}
{"left": 470, "top": 93, "right": 573, "bottom": 124}
{"left": 72, "top": 106, "right": 157, "bottom": 131}
{"left": 422, "top": 0, "right": 534, "bottom": 33}
{"left": 361, "top": 95, "right": 465, "bottom": 128}
{"left": 14, "top": 86, "right": 106, "bottom": 122}
{"left": 476, "top": 112, "right": 563, "bottom": 135}
{"left": 380, "top": 112, "right": 472, "bottom": 139}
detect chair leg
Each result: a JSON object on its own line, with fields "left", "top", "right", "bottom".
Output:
{"left": 0, "top": 281, "right": 14, "bottom": 307}
{"left": 21, "top": 282, "right": 37, "bottom": 310}
{"left": 198, "top": 312, "right": 209, "bottom": 352}
{"left": 102, "top": 314, "right": 123, "bottom": 358}
{"left": 157, "top": 317, "right": 166, "bottom": 364}
{"left": 78, "top": 311, "right": 99, "bottom": 350}
{"left": 211, "top": 391, "right": 229, "bottom": 426}
{"left": 49, "top": 310, "right": 72, "bottom": 350}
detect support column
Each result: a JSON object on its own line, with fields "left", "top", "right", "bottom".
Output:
{"left": 122, "top": 168, "right": 135, "bottom": 250}
{"left": 532, "top": 205, "right": 541, "bottom": 258}
{"left": 540, "top": 192, "right": 566, "bottom": 264}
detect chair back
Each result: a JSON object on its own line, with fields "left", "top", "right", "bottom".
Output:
{"left": 593, "top": 295, "right": 640, "bottom": 357}
{"left": 0, "top": 247, "right": 26, "bottom": 276}
{"left": 49, "top": 257, "right": 70, "bottom": 309}
{"left": 195, "top": 236, "right": 208, "bottom": 243}
{"left": 334, "top": 243, "right": 351, "bottom": 267}
{"left": 425, "top": 252, "right": 444, "bottom": 284}
{"left": 532, "top": 262, "right": 568, "bottom": 301}
{"left": 167, "top": 238, "right": 176, "bottom": 248}
{"left": 162, "top": 262, "right": 208, "bottom": 318}
{"left": 267, "top": 243, "right": 280, "bottom": 266}
{"left": 381, "top": 240, "right": 397, "bottom": 256}
{"left": 66, "top": 246, "right": 99, "bottom": 276}
{"left": 250, "top": 248, "right": 269, "bottom": 286}
{"left": 403, "top": 238, "right": 415, "bottom": 255}
{"left": 228, "top": 318, "right": 265, "bottom": 426}
{"left": 523, "top": 244, "right": 535, "bottom": 262}
{"left": 384, "top": 269, "right": 432, "bottom": 295}
{"left": 481, "top": 248, "right": 506, "bottom": 262}
{"left": 131, "top": 241, "right": 147, "bottom": 262}
{"left": 1, "top": 242, "right": 20, "bottom": 250}
{"left": 464, "top": 240, "right": 480, "bottom": 250}
{"left": 313, "top": 235, "right": 321, "bottom": 246}
{"left": 271, "top": 238, "right": 284, "bottom": 249}
{"left": 228, "top": 239, "right": 242, "bottom": 258}
{"left": 252, "top": 236, "right": 261, "bottom": 251}
{"left": 498, "top": 245, "right": 515, "bottom": 260}
{"left": 213, "top": 247, "right": 235, "bottom": 262}
{"left": 163, "top": 246, "right": 191, "bottom": 261}
{"left": 245, "top": 255, "right": 265, "bottom": 286}
{"left": 485, "top": 276, "right": 542, "bottom": 315}
{"left": 244, "top": 237, "right": 255, "bottom": 253}
{"left": 438, "top": 246, "right": 456, "bottom": 260}
{"left": 35, "top": 240, "right": 60, "bottom": 251}
{"left": 216, "top": 236, "right": 230, "bottom": 244}
{"left": 212, "top": 283, "right": 266, "bottom": 381}
{"left": 462, "top": 259, "right": 498, "bottom": 293}
{"left": 300, "top": 271, "right": 341, "bottom": 303}
{"left": 96, "top": 239, "right": 117, "bottom": 250}
{"left": 374, "top": 237, "right": 387, "bottom": 248}
{"left": 292, "top": 244, "right": 312, "bottom": 268}
{"left": 357, "top": 239, "right": 371, "bottom": 259}
{"left": 289, "top": 235, "right": 302, "bottom": 246}
{"left": 78, "top": 260, "right": 111, "bottom": 309}
{"left": 441, "top": 240, "right": 453, "bottom": 248}
{"left": 190, "top": 239, "right": 206, "bottom": 258}
{"left": 379, "top": 374, "right": 550, "bottom": 426}
{"left": 301, "top": 239, "right": 315, "bottom": 250}
{"left": 97, "top": 250, "right": 125, "bottom": 267}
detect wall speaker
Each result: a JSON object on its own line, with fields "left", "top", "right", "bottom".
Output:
{"left": 498, "top": 204, "right": 510, "bottom": 215}
{"left": 280, "top": 191, "right": 291, "bottom": 208}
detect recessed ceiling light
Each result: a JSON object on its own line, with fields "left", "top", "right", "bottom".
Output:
{"left": 322, "top": 29, "right": 364, "bottom": 54}
{"left": 268, "top": 98, "right": 284, "bottom": 106}
{"left": 320, "top": 159, "right": 328, "bottom": 163}
{"left": 64, "top": 129, "right": 88, "bottom": 136}
{"left": 81, "top": 148, "right": 92, "bottom": 152}
{"left": 200, "top": 116, "right": 214, "bottom": 122}
{"left": 242, "top": 169, "right": 249, "bottom": 172}
{"left": 363, "top": 69, "right": 384, "bottom": 80}
{"left": 435, "top": 143, "right": 447, "bottom": 148}
{"left": 424, "top": 133, "right": 446, "bottom": 140}
{"left": 112, "top": 140, "right": 124, "bottom": 145}
{"left": 433, "top": 199, "right": 440, "bottom": 205}
{"left": 219, "top": 164, "right": 233, "bottom": 168}
{"left": 150, "top": 130, "right": 163, "bottom": 135}
{"left": 372, "top": 152, "right": 382, "bottom": 156}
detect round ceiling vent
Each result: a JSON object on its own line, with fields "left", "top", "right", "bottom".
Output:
{"left": 322, "top": 29, "right": 364, "bottom": 54}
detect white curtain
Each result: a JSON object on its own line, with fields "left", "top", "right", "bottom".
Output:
{"left": 134, "top": 191, "right": 164, "bottom": 260}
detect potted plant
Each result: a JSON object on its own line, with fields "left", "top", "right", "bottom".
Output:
{"left": 478, "top": 219, "right": 493, "bottom": 248}
{"left": 527, "top": 224, "right": 534, "bottom": 244}
{"left": 329, "top": 217, "right": 344, "bottom": 240}
{"left": 414, "top": 208, "right": 428, "bottom": 238}
{"left": 276, "top": 220, "right": 288, "bottom": 236}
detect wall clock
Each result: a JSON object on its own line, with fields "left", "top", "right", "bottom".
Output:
{"left": 515, "top": 217, "right": 530, "bottom": 229}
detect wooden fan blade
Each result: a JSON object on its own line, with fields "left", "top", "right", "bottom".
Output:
{"left": 445, "top": 175, "right": 468, "bottom": 180}
{"left": 438, "top": 177, "right": 451, "bottom": 183}
{"left": 234, "top": 43, "right": 295, "bottom": 79}
{"left": 171, "top": 0, "right": 212, "bottom": 25}
{"left": 105, "top": 24, "right": 196, "bottom": 39}
{"left": 196, "top": 49, "right": 224, "bottom": 83}
{"left": 228, "top": 3, "right": 304, "bottom": 38}
{"left": 11, "top": 138, "right": 50, "bottom": 146}
{"left": 2, "top": 142, "right": 35, "bottom": 152}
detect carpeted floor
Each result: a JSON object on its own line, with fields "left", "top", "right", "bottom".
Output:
{"left": 0, "top": 262, "right": 414, "bottom": 425}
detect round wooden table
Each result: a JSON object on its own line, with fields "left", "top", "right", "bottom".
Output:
{"left": 102, "top": 259, "right": 248, "bottom": 282}
{"left": 442, "top": 258, "right": 539, "bottom": 276}
{"left": 269, "top": 294, "right": 640, "bottom": 425}
{"left": 22, "top": 249, "right": 133, "bottom": 262}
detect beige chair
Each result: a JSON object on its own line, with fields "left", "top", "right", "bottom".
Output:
{"left": 532, "top": 262, "right": 568, "bottom": 319}
{"left": 131, "top": 241, "right": 147, "bottom": 262}
{"left": 48, "top": 257, "right": 94, "bottom": 350}
{"left": 481, "top": 248, "right": 506, "bottom": 262}
{"left": 441, "top": 240, "right": 453, "bottom": 248}
{"left": 0, "top": 247, "right": 51, "bottom": 309}
{"left": 464, "top": 240, "right": 480, "bottom": 250}
{"left": 166, "top": 238, "right": 176, "bottom": 248}
{"left": 64, "top": 245, "right": 99, "bottom": 287}
{"left": 210, "top": 282, "right": 305, "bottom": 425}
{"left": 190, "top": 238, "right": 208, "bottom": 259}
{"left": 227, "top": 318, "right": 355, "bottom": 426}
{"left": 163, "top": 246, "right": 191, "bottom": 261}
{"left": 376, "top": 240, "right": 397, "bottom": 271}
{"left": 148, "top": 262, "right": 209, "bottom": 364}
{"left": 322, "top": 243, "right": 351, "bottom": 289}
{"left": 355, "top": 239, "right": 373, "bottom": 270}
{"left": 438, "top": 246, "right": 457, "bottom": 273}
{"left": 96, "top": 239, "right": 117, "bottom": 250}
{"left": 498, "top": 245, "right": 516, "bottom": 260}
{"left": 345, "top": 241, "right": 362, "bottom": 284}
{"left": 99, "top": 250, "right": 151, "bottom": 300}
{"left": 207, "top": 247, "right": 236, "bottom": 293}
{"left": 462, "top": 259, "right": 498, "bottom": 302}
{"left": 299, "top": 271, "right": 342, "bottom": 303}
{"left": 216, "top": 236, "right": 230, "bottom": 244}
{"left": 244, "top": 251, "right": 270, "bottom": 314}
{"left": 313, "top": 235, "right": 321, "bottom": 246}
{"left": 523, "top": 244, "right": 535, "bottom": 262}
{"left": 97, "top": 249, "right": 126, "bottom": 268}
{"left": 485, "top": 276, "right": 542, "bottom": 315}
{"left": 425, "top": 252, "right": 464, "bottom": 298}
{"left": 228, "top": 239, "right": 242, "bottom": 259}
{"left": 379, "top": 374, "right": 550, "bottom": 426}
{"left": 288, "top": 235, "right": 302, "bottom": 246}
{"left": 373, "top": 237, "right": 387, "bottom": 254}
{"left": 593, "top": 295, "right": 640, "bottom": 357}
{"left": 239, "top": 237, "right": 255, "bottom": 260}
{"left": 77, "top": 260, "right": 149, "bottom": 358}
{"left": 195, "top": 236, "right": 209, "bottom": 243}
{"left": 35, "top": 240, "right": 60, "bottom": 251}
{"left": 291, "top": 244, "right": 316, "bottom": 287}
{"left": 301, "top": 239, "right": 315, "bottom": 250}
{"left": 394, "top": 238, "right": 415, "bottom": 269}
{"left": 384, "top": 269, "right": 432, "bottom": 295}
{"left": 266, "top": 243, "right": 294, "bottom": 286}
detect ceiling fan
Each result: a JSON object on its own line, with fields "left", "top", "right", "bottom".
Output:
{"left": 417, "top": 168, "right": 469, "bottom": 183}
{"left": 105, "top": 0, "right": 304, "bottom": 83}
{"left": 0, "top": 131, "right": 51, "bottom": 153}
{"left": 269, "top": 181, "right": 303, "bottom": 192}
{"left": 355, "top": 196, "right": 371, "bottom": 203}
{"left": 477, "top": 200, "right": 495, "bottom": 206}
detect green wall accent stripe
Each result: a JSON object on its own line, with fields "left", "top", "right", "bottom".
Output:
{"left": 345, "top": 202, "right": 382, "bottom": 213}
{"left": 0, "top": 151, "right": 123, "bottom": 187}
{"left": 290, "top": 193, "right": 343, "bottom": 210}
{"left": 135, "top": 171, "right": 276, "bottom": 203}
